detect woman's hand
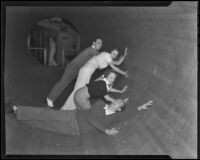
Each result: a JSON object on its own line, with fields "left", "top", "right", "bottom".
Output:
{"left": 121, "top": 85, "right": 128, "bottom": 93}
{"left": 105, "top": 128, "right": 119, "bottom": 135}
{"left": 124, "top": 71, "right": 128, "bottom": 78}
{"left": 124, "top": 47, "right": 128, "bottom": 56}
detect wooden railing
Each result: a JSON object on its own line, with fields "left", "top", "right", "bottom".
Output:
{"left": 62, "top": 49, "right": 79, "bottom": 66}
{"left": 29, "top": 47, "right": 47, "bottom": 66}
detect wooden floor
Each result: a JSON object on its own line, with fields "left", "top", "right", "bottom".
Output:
{"left": 5, "top": 101, "right": 196, "bottom": 158}
{"left": 4, "top": 57, "right": 197, "bottom": 158}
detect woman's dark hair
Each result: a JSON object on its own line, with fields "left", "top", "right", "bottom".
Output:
{"left": 102, "top": 69, "right": 118, "bottom": 78}
{"left": 111, "top": 48, "right": 119, "bottom": 53}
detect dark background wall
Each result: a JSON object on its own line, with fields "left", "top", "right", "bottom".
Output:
{"left": 4, "top": 2, "right": 197, "bottom": 158}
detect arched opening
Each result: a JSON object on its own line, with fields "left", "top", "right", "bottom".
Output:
{"left": 27, "top": 16, "right": 80, "bottom": 67}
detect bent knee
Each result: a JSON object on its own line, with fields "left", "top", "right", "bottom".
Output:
{"left": 83, "top": 105, "right": 91, "bottom": 110}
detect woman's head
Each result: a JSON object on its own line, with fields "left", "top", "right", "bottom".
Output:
{"left": 49, "top": 36, "right": 56, "bottom": 42}
{"left": 93, "top": 38, "right": 102, "bottom": 50}
{"left": 103, "top": 69, "right": 118, "bottom": 84}
{"left": 110, "top": 49, "right": 119, "bottom": 60}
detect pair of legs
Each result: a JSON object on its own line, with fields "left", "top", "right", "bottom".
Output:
{"left": 47, "top": 47, "right": 98, "bottom": 107}
{"left": 47, "top": 61, "right": 79, "bottom": 107}
{"left": 61, "top": 64, "right": 96, "bottom": 110}
{"left": 12, "top": 105, "right": 80, "bottom": 135}
{"left": 48, "top": 49, "right": 57, "bottom": 66}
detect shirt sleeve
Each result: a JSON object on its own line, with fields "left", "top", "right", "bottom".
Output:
{"left": 87, "top": 111, "right": 107, "bottom": 133}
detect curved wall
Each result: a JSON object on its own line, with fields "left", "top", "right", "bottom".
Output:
{"left": 4, "top": 2, "right": 197, "bottom": 158}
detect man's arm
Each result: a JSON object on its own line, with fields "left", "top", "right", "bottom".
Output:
{"left": 87, "top": 110, "right": 119, "bottom": 135}
{"left": 87, "top": 114, "right": 107, "bottom": 133}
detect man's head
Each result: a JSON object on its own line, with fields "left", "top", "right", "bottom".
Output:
{"left": 93, "top": 38, "right": 102, "bottom": 50}
{"left": 110, "top": 99, "right": 126, "bottom": 112}
{"left": 110, "top": 49, "right": 119, "bottom": 60}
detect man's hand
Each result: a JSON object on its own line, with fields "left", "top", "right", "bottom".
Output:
{"left": 137, "top": 100, "right": 154, "bottom": 111}
{"left": 123, "top": 97, "right": 129, "bottom": 103}
{"left": 125, "top": 47, "right": 128, "bottom": 56}
{"left": 105, "top": 128, "right": 119, "bottom": 135}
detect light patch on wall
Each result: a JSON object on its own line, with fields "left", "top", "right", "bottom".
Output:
{"left": 153, "top": 65, "right": 173, "bottom": 85}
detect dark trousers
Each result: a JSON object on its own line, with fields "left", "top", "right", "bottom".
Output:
{"left": 48, "top": 62, "right": 79, "bottom": 101}
{"left": 17, "top": 106, "right": 80, "bottom": 135}
{"left": 48, "top": 47, "right": 97, "bottom": 102}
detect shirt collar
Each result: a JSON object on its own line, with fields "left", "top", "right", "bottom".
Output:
{"left": 104, "top": 104, "right": 115, "bottom": 115}
{"left": 102, "top": 78, "right": 112, "bottom": 91}
{"left": 92, "top": 45, "right": 95, "bottom": 49}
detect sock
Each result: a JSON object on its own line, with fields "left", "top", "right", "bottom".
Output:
{"left": 47, "top": 98, "right": 54, "bottom": 107}
{"left": 12, "top": 105, "right": 18, "bottom": 113}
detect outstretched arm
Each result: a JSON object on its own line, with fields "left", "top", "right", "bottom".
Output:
{"left": 104, "top": 95, "right": 116, "bottom": 103}
{"left": 112, "top": 47, "right": 128, "bottom": 66}
{"left": 137, "top": 100, "right": 153, "bottom": 111}
{"left": 88, "top": 115, "right": 119, "bottom": 135}
{"left": 109, "top": 86, "right": 128, "bottom": 93}
{"left": 109, "top": 63, "right": 128, "bottom": 78}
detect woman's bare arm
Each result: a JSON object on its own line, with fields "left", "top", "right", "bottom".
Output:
{"left": 109, "top": 63, "right": 128, "bottom": 78}
{"left": 112, "top": 47, "right": 128, "bottom": 66}
{"left": 104, "top": 95, "right": 116, "bottom": 103}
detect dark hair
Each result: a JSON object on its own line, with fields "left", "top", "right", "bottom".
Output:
{"left": 110, "top": 49, "right": 120, "bottom": 60}
{"left": 117, "top": 100, "right": 126, "bottom": 112}
{"left": 111, "top": 48, "right": 119, "bottom": 53}
{"left": 94, "top": 38, "right": 102, "bottom": 42}
{"left": 102, "top": 69, "right": 118, "bottom": 78}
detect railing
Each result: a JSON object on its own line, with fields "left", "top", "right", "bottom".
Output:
{"left": 62, "top": 49, "right": 79, "bottom": 66}
{"left": 29, "top": 47, "right": 47, "bottom": 66}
